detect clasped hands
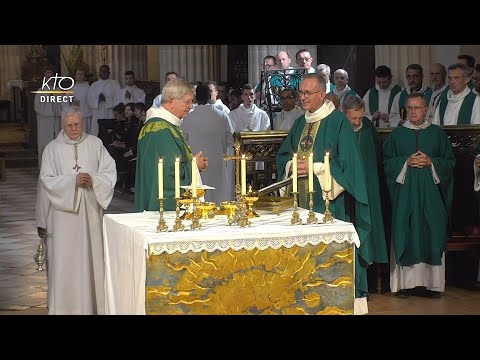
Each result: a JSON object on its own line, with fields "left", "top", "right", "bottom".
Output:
{"left": 407, "top": 151, "right": 432, "bottom": 168}
{"left": 76, "top": 172, "right": 92, "bottom": 187}
{"left": 475, "top": 157, "right": 480, "bottom": 168}
{"left": 297, "top": 159, "right": 309, "bottom": 176}
{"left": 372, "top": 112, "right": 389, "bottom": 123}
{"left": 195, "top": 151, "right": 208, "bottom": 172}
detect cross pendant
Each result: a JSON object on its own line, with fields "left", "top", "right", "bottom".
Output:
{"left": 73, "top": 164, "right": 81, "bottom": 172}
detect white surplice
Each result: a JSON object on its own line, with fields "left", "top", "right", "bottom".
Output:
{"left": 87, "top": 78, "right": 121, "bottom": 136}
{"left": 273, "top": 105, "right": 305, "bottom": 131}
{"left": 363, "top": 82, "right": 399, "bottom": 127}
{"left": 182, "top": 104, "right": 235, "bottom": 204}
{"left": 39, "top": 130, "right": 116, "bottom": 315}
{"left": 115, "top": 85, "right": 146, "bottom": 106}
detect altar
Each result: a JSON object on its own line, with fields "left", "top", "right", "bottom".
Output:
{"left": 103, "top": 209, "right": 362, "bottom": 315}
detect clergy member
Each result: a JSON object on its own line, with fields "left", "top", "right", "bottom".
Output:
{"left": 64, "top": 67, "right": 92, "bottom": 134}
{"left": 115, "top": 70, "right": 146, "bottom": 106}
{"left": 383, "top": 92, "right": 455, "bottom": 299}
{"left": 273, "top": 88, "right": 305, "bottom": 131}
{"left": 343, "top": 96, "right": 388, "bottom": 266}
{"left": 37, "top": 105, "right": 117, "bottom": 314}
{"left": 134, "top": 79, "right": 208, "bottom": 212}
{"left": 87, "top": 65, "right": 121, "bottom": 136}
{"left": 276, "top": 74, "right": 372, "bottom": 315}
{"left": 362, "top": 65, "right": 401, "bottom": 127}
{"left": 182, "top": 84, "right": 235, "bottom": 204}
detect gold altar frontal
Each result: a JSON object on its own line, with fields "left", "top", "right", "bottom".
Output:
{"left": 103, "top": 209, "right": 360, "bottom": 315}
{"left": 145, "top": 242, "right": 354, "bottom": 315}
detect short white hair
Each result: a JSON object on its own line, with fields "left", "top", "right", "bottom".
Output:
{"left": 317, "top": 64, "right": 331, "bottom": 74}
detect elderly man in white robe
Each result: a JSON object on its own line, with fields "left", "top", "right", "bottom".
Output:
{"left": 62, "top": 68, "right": 92, "bottom": 133}
{"left": 36, "top": 106, "right": 116, "bottom": 315}
{"left": 115, "top": 70, "right": 146, "bottom": 106}
{"left": 34, "top": 68, "right": 63, "bottom": 166}
{"left": 182, "top": 84, "right": 235, "bottom": 204}
{"left": 432, "top": 63, "right": 480, "bottom": 126}
{"left": 332, "top": 69, "right": 360, "bottom": 111}
{"left": 426, "top": 63, "right": 448, "bottom": 122}
{"left": 87, "top": 65, "right": 121, "bottom": 136}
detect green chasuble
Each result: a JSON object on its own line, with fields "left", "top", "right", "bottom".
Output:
{"left": 134, "top": 117, "right": 194, "bottom": 212}
{"left": 276, "top": 110, "right": 372, "bottom": 298}
{"left": 383, "top": 124, "right": 455, "bottom": 266}
{"left": 354, "top": 118, "right": 388, "bottom": 263}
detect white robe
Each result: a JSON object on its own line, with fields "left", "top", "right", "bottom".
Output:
{"left": 273, "top": 105, "right": 305, "bottom": 131}
{"left": 229, "top": 104, "right": 270, "bottom": 132}
{"left": 182, "top": 104, "right": 235, "bottom": 204}
{"left": 63, "top": 82, "right": 93, "bottom": 134}
{"left": 390, "top": 84, "right": 430, "bottom": 127}
{"left": 432, "top": 87, "right": 480, "bottom": 125}
{"left": 214, "top": 99, "right": 230, "bottom": 114}
{"left": 333, "top": 85, "right": 360, "bottom": 111}
{"left": 115, "top": 85, "right": 146, "bottom": 106}
{"left": 34, "top": 91, "right": 62, "bottom": 166}
{"left": 362, "top": 82, "right": 399, "bottom": 127}
{"left": 426, "top": 83, "right": 448, "bottom": 122}
{"left": 39, "top": 130, "right": 116, "bottom": 315}
{"left": 87, "top": 78, "right": 121, "bottom": 136}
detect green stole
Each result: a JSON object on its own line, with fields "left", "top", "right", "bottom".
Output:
{"left": 296, "top": 120, "right": 321, "bottom": 208}
{"left": 438, "top": 91, "right": 476, "bottom": 125}
{"left": 368, "top": 84, "right": 401, "bottom": 113}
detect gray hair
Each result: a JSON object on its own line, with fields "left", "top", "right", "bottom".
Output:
{"left": 61, "top": 105, "right": 82, "bottom": 120}
{"left": 160, "top": 79, "right": 194, "bottom": 105}
{"left": 302, "top": 74, "right": 326, "bottom": 91}
{"left": 343, "top": 96, "right": 365, "bottom": 112}
{"left": 448, "top": 63, "right": 470, "bottom": 78}
{"left": 317, "top": 64, "right": 331, "bottom": 75}
{"left": 334, "top": 69, "right": 349, "bottom": 79}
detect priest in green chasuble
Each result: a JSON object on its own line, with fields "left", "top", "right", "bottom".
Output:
{"left": 134, "top": 79, "right": 208, "bottom": 212}
{"left": 343, "top": 96, "right": 388, "bottom": 265}
{"left": 276, "top": 74, "right": 372, "bottom": 314}
{"left": 383, "top": 92, "right": 455, "bottom": 299}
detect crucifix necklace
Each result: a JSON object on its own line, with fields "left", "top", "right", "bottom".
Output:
{"left": 73, "top": 143, "right": 81, "bottom": 172}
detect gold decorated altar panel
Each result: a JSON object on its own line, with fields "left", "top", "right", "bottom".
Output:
{"left": 103, "top": 209, "right": 359, "bottom": 315}
{"left": 145, "top": 242, "right": 353, "bottom": 315}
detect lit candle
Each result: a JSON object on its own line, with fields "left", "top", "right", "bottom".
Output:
{"left": 292, "top": 153, "right": 298, "bottom": 192}
{"left": 175, "top": 157, "right": 180, "bottom": 198}
{"left": 308, "top": 152, "right": 314, "bottom": 192}
{"left": 192, "top": 157, "right": 197, "bottom": 198}
{"left": 241, "top": 154, "right": 246, "bottom": 195}
{"left": 158, "top": 158, "right": 163, "bottom": 199}
{"left": 324, "top": 151, "right": 331, "bottom": 191}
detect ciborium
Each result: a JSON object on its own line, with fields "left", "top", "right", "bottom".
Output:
{"left": 197, "top": 202, "right": 216, "bottom": 219}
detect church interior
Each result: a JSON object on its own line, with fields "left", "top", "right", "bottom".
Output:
{"left": 1, "top": 44, "right": 480, "bottom": 315}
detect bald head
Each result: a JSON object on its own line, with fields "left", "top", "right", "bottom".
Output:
{"left": 276, "top": 51, "right": 291, "bottom": 69}
{"left": 430, "top": 63, "right": 447, "bottom": 90}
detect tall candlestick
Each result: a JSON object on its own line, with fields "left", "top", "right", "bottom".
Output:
{"left": 158, "top": 158, "right": 163, "bottom": 199}
{"left": 292, "top": 153, "right": 298, "bottom": 192}
{"left": 241, "top": 154, "right": 246, "bottom": 195}
{"left": 324, "top": 151, "right": 331, "bottom": 191}
{"left": 308, "top": 152, "right": 314, "bottom": 192}
{"left": 175, "top": 157, "right": 180, "bottom": 198}
{"left": 192, "top": 157, "right": 197, "bottom": 198}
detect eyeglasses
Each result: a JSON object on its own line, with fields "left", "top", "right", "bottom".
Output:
{"left": 175, "top": 98, "right": 194, "bottom": 105}
{"left": 407, "top": 106, "right": 427, "bottom": 111}
{"left": 280, "top": 95, "right": 295, "bottom": 100}
{"left": 297, "top": 90, "right": 322, "bottom": 98}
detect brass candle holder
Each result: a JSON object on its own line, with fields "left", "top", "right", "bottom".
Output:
{"left": 322, "top": 190, "right": 334, "bottom": 223}
{"left": 173, "top": 197, "right": 185, "bottom": 231}
{"left": 190, "top": 197, "right": 202, "bottom": 231}
{"left": 238, "top": 195, "right": 251, "bottom": 228}
{"left": 156, "top": 198, "right": 168, "bottom": 232}
{"left": 221, "top": 201, "right": 238, "bottom": 225}
{"left": 306, "top": 191, "right": 318, "bottom": 224}
{"left": 290, "top": 191, "right": 302, "bottom": 225}
{"left": 245, "top": 185, "right": 259, "bottom": 218}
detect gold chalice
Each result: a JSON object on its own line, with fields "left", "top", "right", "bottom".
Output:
{"left": 196, "top": 202, "right": 216, "bottom": 219}
{"left": 221, "top": 201, "right": 238, "bottom": 221}
{"left": 245, "top": 186, "right": 259, "bottom": 218}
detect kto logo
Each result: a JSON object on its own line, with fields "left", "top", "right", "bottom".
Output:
{"left": 32, "top": 73, "right": 75, "bottom": 103}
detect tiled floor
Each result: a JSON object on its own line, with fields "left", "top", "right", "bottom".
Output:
{"left": 1, "top": 167, "right": 480, "bottom": 315}
{"left": 0, "top": 167, "right": 133, "bottom": 314}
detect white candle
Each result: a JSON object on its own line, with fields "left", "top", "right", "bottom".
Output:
{"left": 292, "top": 153, "right": 298, "bottom": 192}
{"left": 158, "top": 158, "right": 163, "bottom": 199}
{"left": 241, "top": 154, "right": 246, "bottom": 195}
{"left": 175, "top": 157, "right": 180, "bottom": 198}
{"left": 324, "top": 151, "right": 331, "bottom": 191}
{"left": 308, "top": 152, "right": 314, "bottom": 192}
{"left": 192, "top": 157, "right": 197, "bottom": 198}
